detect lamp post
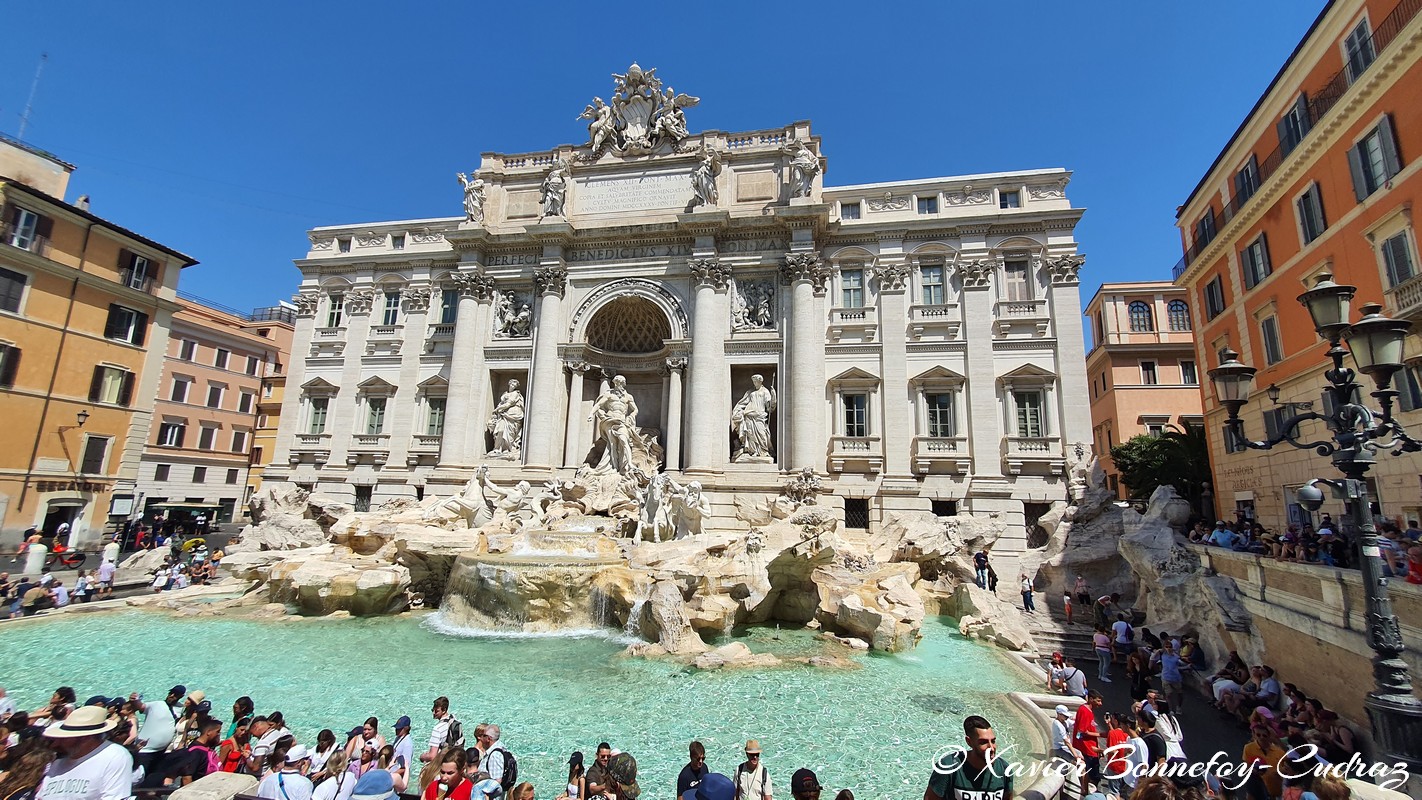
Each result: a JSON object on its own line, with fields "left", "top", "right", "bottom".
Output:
{"left": 1208, "top": 272, "right": 1422, "bottom": 772}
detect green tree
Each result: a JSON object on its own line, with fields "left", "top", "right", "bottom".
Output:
{"left": 1109, "top": 426, "right": 1211, "bottom": 513}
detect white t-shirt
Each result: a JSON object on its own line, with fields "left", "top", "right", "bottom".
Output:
{"left": 734, "top": 762, "right": 772, "bottom": 800}
{"left": 54, "top": 586, "right": 71, "bottom": 607}
{"left": 311, "top": 770, "right": 355, "bottom": 800}
{"left": 137, "top": 701, "right": 181, "bottom": 753}
{"left": 103, "top": 542, "right": 120, "bottom": 563}
{"left": 309, "top": 745, "right": 336, "bottom": 776}
{"left": 37, "top": 741, "right": 134, "bottom": 800}
{"left": 98, "top": 562, "right": 116, "bottom": 583}
{"left": 1050, "top": 718, "right": 1071, "bottom": 752}
{"left": 1063, "top": 668, "right": 1088, "bottom": 698}
{"left": 1112, "top": 620, "right": 1132, "bottom": 644}
{"left": 1123, "top": 737, "right": 1148, "bottom": 789}
{"left": 251, "top": 727, "right": 291, "bottom": 765}
{"left": 392, "top": 734, "right": 414, "bottom": 773}
{"left": 258, "top": 770, "right": 314, "bottom": 800}
{"left": 0, "top": 694, "right": 16, "bottom": 717}
{"left": 427, "top": 716, "right": 451, "bottom": 752}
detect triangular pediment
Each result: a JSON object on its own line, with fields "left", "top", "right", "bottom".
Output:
{"left": 356, "top": 376, "right": 397, "bottom": 392}
{"left": 830, "top": 366, "right": 880, "bottom": 384}
{"left": 300, "top": 377, "right": 339, "bottom": 392}
{"left": 911, "top": 365, "right": 965, "bottom": 384}
{"left": 998, "top": 363, "right": 1056, "bottom": 380}
{"left": 417, "top": 375, "right": 449, "bottom": 389}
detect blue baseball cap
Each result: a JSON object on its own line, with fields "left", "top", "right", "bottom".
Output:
{"left": 682, "top": 773, "right": 734, "bottom": 800}
{"left": 395, "top": 716, "right": 411, "bottom": 730}
{"left": 351, "top": 769, "right": 397, "bottom": 800}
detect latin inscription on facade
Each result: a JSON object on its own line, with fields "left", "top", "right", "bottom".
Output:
{"left": 487, "top": 252, "right": 541, "bottom": 267}
{"left": 576, "top": 171, "right": 693, "bottom": 215}
{"left": 568, "top": 244, "right": 694, "bottom": 263}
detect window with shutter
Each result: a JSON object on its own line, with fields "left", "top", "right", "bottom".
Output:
{"left": 427, "top": 398, "right": 447, "bottom": 436}
{"left": 842, "top": 393, "right": 868, "bottom": 437}
{"left": 1242, "top": 235, "right": 1272, "bottom": 289}
{"left": 309, "top": 398, "right": 329, "bottom": 434}
{"left": 1014, "top": 391, "right": 1045, "bottom": 438}
{"left": 367, "top": 397, "right": 387, "bottom": 434}
{"left": 90, "top": 366, "right": 128, "bottom": 404}
{"left": 1297, "top": 184, "right": 1327, "bottom": 244}
{"left": 198, "top": 426, "right": 216, "bottom": 450}
{"left": 1235, "top": 156, "right": 1260, "bottom": 203}
{"left": 1351, "top": 116, "right": 1404, "bottom": 200}
{"left": 1205, "top": 277, "right": 1226, "bottom": 319}
{"left": 1261, "top": 316, "right": 1284, "bottom": 365}
{"left": 1277, "top": 94, "right": 1312, "bottom": 155}
{"left": 80, "top": 437, "right": 109, "bottom": 474}
{"left": 104, "top": 305, "right": 146, "bottom": 344}
{"left": 925, "top": 392, "right": 955, "bottom": 437}
{"left": 1382, "top": 232, "right": 1416, "bottom": 287}
{"left": 0, "top": 267, "right": 26, "bottom": 313}
{"left": 0, "top": 344, "right": 18, "bottom": 387}
{"left": 1344, "top": 18, "right": 1376, "bottom": 83}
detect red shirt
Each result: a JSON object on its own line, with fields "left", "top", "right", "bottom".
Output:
{"left": 1104, "top": 729, "right": 1130, "bottom": 777}
{"left": 1074, "top": 704, "right": 1100, "bottom": 757}
{"left": 423, "top": 778, "right": 473, "bottom": 800}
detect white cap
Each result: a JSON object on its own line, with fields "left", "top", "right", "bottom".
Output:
{"left": 285, "top": 745, "right": 310, "bottom": 764}
{"left": 1055, "top": 705, "right": 1070, "bottom": 717}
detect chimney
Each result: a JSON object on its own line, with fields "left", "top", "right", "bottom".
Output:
{"left": 76, "top": 194, "right": 90, "bottom": 211}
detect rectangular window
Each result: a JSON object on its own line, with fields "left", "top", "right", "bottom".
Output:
{"left": 427, "top": 397, "right": 447, "bottom": 436}
{"left": 843, "top": 498, "right": 869, "bottom": 530}
{"left": 0, "top": 266, "right": 26, "bottom": 313}
{"left": 238, "top": 391, "right": 254, "bottom": 414}
{"left": 1297, "top": 183, "right": 1327, "bottom": 244}
{"left": 8, "top": 207, "right": 40, "bottom": 249}
{"left": 80, "top": 436, "right": 109, "bottom": 474}
{"left": 157, "top": 422, "right": 185, "bottom": 447}
{"left": 309, "top": 398, "right": 329, "bottom": 434}
{"left": 1146, "top": 423, "right": 1166, "bottom": 437}
{"left": 1195, "top": 212, "right": 1217, "bottom": 248}
{"left": 198, "top": 426, "right": 217, "bottom": 450}
{"left": 1349, "top": 117, "right": 1403, "bottom": 200}
{"left": 256, "top": 413, "right": 269, "bottom": 429}
{"left": 232, "top": 430, "right": 248, "bottom": 453}
{"left": 931, "top": 499, "right": 958, "bottom": 517}
{"left": 214, "top": 348, "right": 230, "bottom": 370}
{"left": 1014, "top": 391, "right": 1045, "bottom": 438}
{"left": 366, "top": 397, "right": 387, "bottom": 434}
{"left": 1241, "top": 235, "right": 1272, "bottom": 289}
{"left": 354, "top": 485, "right": 373, "bottom": 513}
{"left": 391, "top": 234, "right": 406, "bottom": 250}
{"left": 921, "top": 263, "right": 945, "bottom": 305}
{"left": 1204, "top": 276, "right": 1226, "bottom": 319}
{"left": 103, "top": 305, "right": 148, "bottom": 345}
{"left": 89, "top": 366, "right": 134, "bottom": 406}
{"left": 842, "top": 393, "right": 868, "bottom": 438}
{"left": 250, "top": 446, "right": 264, "bottom": 466}
{"left": 193, "top": 466, "right": 207, "bottom": 483}
{"left": 1278, "top": 94, "right": 1312, "bottom": 155}
{"left": 246, "top": 355, "right": 260, "bottom": 375}
{"left": 226, "top": 468, "right": 240, "bottom": 485}
{"left": 326, "top": 294, "right": 345, "bottom": 328}
{"left": 1181, "top": 360, "right": 1199, "bottom": 386}
{"left": 1000, "top": 190, "right": 1021, "bottom": 209}
{"left": 1382, "top": 231, "right": 1416, "bottom": 287}
{"left": 170, "top": 378, "right": 190, "bottom": 403}
{"left": 382, "top": 291, "right": 400, "bottom": 326}
{"left": 1003, "top": 258, "right": 1031, "bottom": 301}
{"left": 1344, "top": 18, "right": 1376, "bottom": 83}
{"left": 1261, "top": 316, "right": 1284, "bottom": 365}
{"left": 1141, "top": 361, "right": 1159, "bottom": 385}
{"left": 926, "top": 393, "right": 955, "bottom": 437}
{"left": 155, "top": 464, "right": 170, "bottom": 482}
{"left": 917, "top": 196, "right": 938, "bottom": 214}
{"left": 206, "top": 384, "right": 224, "bottom": 408}
{"left": 122, "top": 253, "right": 153, "bottom": 291}
{"left": 841, "top": 202, "right": 861, "bottom": 220}
{"left": 1263, "top": 407, "right": 1291, "bottom": 441}
{"left": 179, "top": 339, "right": 197, "bottom": 360}
{"left": 1397, "top": 365, "right": 1422, "bottom": 412}
{"left": 0, "top": 343, "right": 19, "bottom": 388}
{"left": 841, "top": 268, "right": 865, "bottom": 309}
{"left": 337, "top": 237, "right": 351, "bottom": 253}
{"left": 441, "top": 289, "right": 459, "bottom": 324}
{"left": 1234, "top": 156, "right": 1260, "bottom": 204}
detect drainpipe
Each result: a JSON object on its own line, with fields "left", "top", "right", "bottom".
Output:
{"left": 18, "top": 219, "right": 95, "bottom": 515}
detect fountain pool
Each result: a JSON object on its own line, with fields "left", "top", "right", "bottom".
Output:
{"left": 0, "top": 611, "right": 1041, "bottom": 798}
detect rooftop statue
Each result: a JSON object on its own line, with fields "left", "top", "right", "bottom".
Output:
{"left": 581, "top": 63, "right": 700, "bottom": 157}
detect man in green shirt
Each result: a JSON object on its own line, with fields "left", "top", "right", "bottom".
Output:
{"left": 924, "top": 715, "right": 1013, "bottom": 800}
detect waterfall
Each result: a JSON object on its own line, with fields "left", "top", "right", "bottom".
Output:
{"left": 590, "top": 586, "right": 614, "bottom": 628}
{"left": 623, "top": 598, "right": 646, "bottom": 637}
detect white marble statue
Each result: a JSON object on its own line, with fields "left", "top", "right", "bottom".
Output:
{"left": 579, "top": 97, "right": 615, "bottom": 153}
{"left": 668, "top": 477, "right": 710, "bottom": 539}
{"left": 487, "top": 379, "right": 526, "bottom": 458}
{"left": 457, "top": 172, "right": 486, "bottom": 223}
{"left": 540, "top": 158, "right": 570, "bottom": 218}
{"left": 690, "top": 145, "right": 721, "bottom": 208}
{"left": 589, "top": 374, "right": 643, "bottom": 476}
{"left": 782, "top": 140, "right": 821, "bottom": 198}
{"left": 494, "top": 291, "right": 532, "bottom": 338}
{"left": 635, "top": 472, "right": 676, "bottom": 542}
{"left": 731, "top": 374, "right": 776, "bottom": 463}
{"left": 581, "top": 64, "right": 701, "bottom": 156}
{"left": 423, "top": 472, "right": 493, "bottom": 529}
{"left": 476, "top": 465, "right": 553, "bottom": 533}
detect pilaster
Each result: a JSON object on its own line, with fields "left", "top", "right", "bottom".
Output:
{"left": 875, "top": 238, "right": 912, "bottom": 477}
{"left": 388, "top": 284, "right": 433, "bottom": 468}
{"left": 271, "top": 291, "right": 321, "bottom": 473}
{"left": 959, "top": 258, "right": 1003, "bottom": 479}
{"left": 326, "top": 286, "right": 375, "bottom": 469}
{"left": 1047, "top": 254, "right": 1092, "bottom": 451}
{"left": 686, "top": 255, "right": 732, "bottom": 473}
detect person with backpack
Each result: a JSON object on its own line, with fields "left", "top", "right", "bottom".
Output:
{"left": 733, "top": 740, "right": 771, "bottom": 800}
{"left": 1110, "top": 613, "right": 1134, "bottom": 663}
{"left": 476, "top": 725, "right": 516, "bottom": 797}
{"left": 422, "top": 699, "right": 460, "bottom": 766}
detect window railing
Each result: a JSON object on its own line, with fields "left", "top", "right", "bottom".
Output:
{"left": 831, "top": 435, "right": 880, "bottom": 453}
{"left": 120, "top": 267, "right": 155, "bottom": 294}
{"left": 411, "top": 434, "right": 443, "bottom": 450}
{"left": 1172, "top": 0, "right": 1422, "bottom": 279}
{"left": 0, "top": 221, "right": 51, "bottom": 257}
{"left": 428, "top": 324, "right": 456, "bottom": 338}
{"left": 352, "top": 434, "right": 389, "bottom": 447}
{"left": 295, "top": 433, "right": 330, "bottom": 447}
{"left": 1005, "top": 435, "right": 1060, "bottom": 454}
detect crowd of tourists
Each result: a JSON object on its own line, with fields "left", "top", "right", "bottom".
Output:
{"left": 1187, "top": 517, "right": 1422, "bottom": 583}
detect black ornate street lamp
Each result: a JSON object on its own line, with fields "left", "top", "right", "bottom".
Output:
{"left": 1208, "top": 272, "right": 1422, "bottom": 772}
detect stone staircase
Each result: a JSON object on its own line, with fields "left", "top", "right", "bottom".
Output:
{"left": 1022, "top": 609, "right": 1098, "bottom": 663}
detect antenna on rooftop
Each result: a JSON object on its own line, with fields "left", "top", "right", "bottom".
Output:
{"left": 17, "top": 53, "right": 48, "bottom": 141}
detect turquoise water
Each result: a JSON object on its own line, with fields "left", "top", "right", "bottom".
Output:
{"left": 0, "top": 612, "right": 1038, "bottom": 798}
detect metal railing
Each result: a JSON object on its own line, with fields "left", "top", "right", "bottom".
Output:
{"left": 0, "top": 221, "right": 51, "bottom": 257}
{"left": 178, "top": 290, "right": 297, "bottom": 324}
{"left": 1172, "top": 0, "right": 1422, "bottom": 280}
{"left": 120, "top": 267, "right": 155, "bottom": 293}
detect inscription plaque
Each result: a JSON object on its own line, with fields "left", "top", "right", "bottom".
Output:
{"left": 576, "top": 171, "right": 693, "bottom": 215}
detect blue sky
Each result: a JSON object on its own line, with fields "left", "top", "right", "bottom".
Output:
{"left": 0, "top": 1, "right": 1322, "bottom": 314}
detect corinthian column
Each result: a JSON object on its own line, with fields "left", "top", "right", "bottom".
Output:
{"left": 440, "top": 271, "right": 495, "bottom": 467}
{"left": 685, "top": 257, "right": 731, "bottom": 472}
{"left": 781, "top": 252, "right": 829, "bottom": 471}
{"left": 524, "top": 262, "right": 568, "bottom": 469}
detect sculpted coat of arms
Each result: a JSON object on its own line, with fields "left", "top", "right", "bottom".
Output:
{"left": 579, "top": 63, "right": 699, "bottom": 158}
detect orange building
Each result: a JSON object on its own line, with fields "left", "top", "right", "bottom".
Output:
{"left": 0, "top": 135, "right": 197, "bottom": 547}
{"left": 247, "top": 304, "right": 295, "bottom": 507}
{"left": 1173, "top": 0, "right": 1422, "bottom": 530}
{"left": 1085, "top": 281, "right": 1204, "bottom": 498}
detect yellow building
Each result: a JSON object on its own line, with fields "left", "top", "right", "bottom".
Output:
{"left": 0, "top": 135, "right": 197, "bottom": 547}
{"left": 248, "top": 306, "right": 295, "bottom": 504}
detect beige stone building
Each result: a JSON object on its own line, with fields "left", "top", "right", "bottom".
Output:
{"left": 134, "top": 296, "right": 294, "bottom": 526}
{"left": 266, "top": 67, "right": 1091, "bottom": 559}
{"left": 1085, "top": 281, "right": 1205, "bottom": 498}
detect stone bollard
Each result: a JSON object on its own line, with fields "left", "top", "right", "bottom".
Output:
{"left": 170, "top": 771, "right": 258, "bottom": 800}
{"left": 23, "top": 544, "right": 47, "bottom": 576}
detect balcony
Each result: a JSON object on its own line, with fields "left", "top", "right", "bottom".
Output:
{"left": 829, "top": 435, "right": 883, "bottom": 474}
{"left": 348, "top": 433, "right": 391, "bottom": 466}
{"left": 908, "top": 303, "right": 962, "bottom": 340}
{"left": 408, "top": 433, "right": 442, "bottom": 465}
{"left": 993, "top": 299, "right": 1050, "bottom": 337}
{"left": 912, "top": 436, "right": 970, "bottom": 474}
{"left": 0, "top": 221, "right": 51, "bottom": 258}
{"left": 290, "top": 433, "right": 331, "bottom": 466}
{"left": 828, "top": 307, "right": 877, "bottom": 342}
{"left": 1173, "top": 0, "right": 1422, "bottom": 279}
{"left": 120, "top": 267, "right": 156, "bottom": 294}
{"left": 1003, "top": 435, "right": 1065, "bottom": 475}
{"left": 365, "top": 325, "right": 404, "bottom": 356}
{"left": 1385, "top": 273, "right": 1422, "bottom": 323}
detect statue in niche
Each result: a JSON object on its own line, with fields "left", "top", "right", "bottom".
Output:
{"left": 635, "top": 472, "right": 676, "bottom": 543}
{"left": 667, "top": 477, "right": 710, "bottom": 539}
{"left": 494, "top": 291, "right": 532, "bottom": 338}
{"left": 690, "top": 145, "right": 721, "bottom": 209}
{"left": 540, "top": 157, "right": 570, "bottom": 219}
{"left": 732, "top": 281, "right": 774, "bottom": 331}
{"left": 589, "top": 374, "right": 643, "bottom": 476}
{"left": 456, "top": 172, "right": 486, "bottom": 223}
{"left": 731, "top": 374, "right": 776, "bottom": 463}
{"left": 487, "top": 379, "right": 526, "bottom": 458}
{"left": 781, "top": 140, "right": 821, "bottom": 198}
{"left": 578, "top": 97, "right": 615, "bottom": 154}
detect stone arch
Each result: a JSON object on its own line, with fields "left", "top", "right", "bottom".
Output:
{"left": 569, "top": 278, "right": 688, "bottom": 344}
{"left": 585, "top": 296, "right": 673, "bottom": 354}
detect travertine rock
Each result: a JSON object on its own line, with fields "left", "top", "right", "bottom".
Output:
{"left": 813, "top": 562, "right": 924, "bottom": 651}
{"left": 267, "top": 555, "right": 409, "bottom": 616}
{"left": 119, "top": 548, "right": 171, "bottom": 573}
{"left": 643, "top": 579, "right": 710, "bottom": 655}
{"left": 171, "top": 770, "right": 258, "bottom": 800}
{"left": 389, "top": 525, "right": 484, "bottom": 601}
{"left": 692, "top": 641, "right": 782, "bottom": 670}
{"left": 947, "top": 583, "right": 1037, "bottom": 652}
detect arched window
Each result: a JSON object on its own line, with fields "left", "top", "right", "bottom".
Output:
{"left": 1168, "top": 299, "right": 1192, "bottom": 331}
{"left": 1128, "top": 301, "right": 1154, "bottom": 332}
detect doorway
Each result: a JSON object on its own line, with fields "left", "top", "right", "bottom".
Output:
{"left": 42, "top": 502, "right": 81, "bottom": 547}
